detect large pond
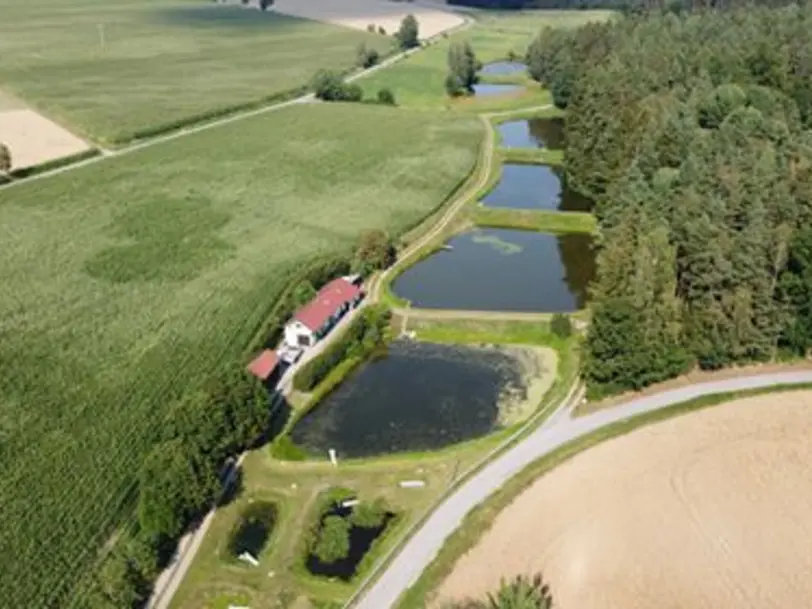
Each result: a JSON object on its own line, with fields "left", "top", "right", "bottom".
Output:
{"left": 290, "top": 340, "right": 535, "bottom": 457}
{"left": 480, "top": 61, "right": 526, "bottom": 75}
{"left": 481, "top": 164, "right": 592, "bottom": 212}
{"left": 497, "top": 117, "right": 565, "bottom": 149}
{"left": 392, "top": 228, "right": 595, "bottom": 312}
{"left": 472, "top": 83, "right": 524, "bottom": 97}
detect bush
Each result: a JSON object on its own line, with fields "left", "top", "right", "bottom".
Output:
{"left": 378, "top": 25, "right": 387, "bottom": 35}
{"left": 353, "top": 229, "right": 396, "bottom": 275}
{"left": 313, "top": 516, "right": 351, "bottom": 563}
{"left": 270, "top": 435, "right": 307, "bottom": 461}
{"left": 395, "top": 14, "right": 420, "bottom": 50}
{"left": 291, "top": 280, "right": 317, "bottom": 309}
{"left": 367, "top": 23, "right": 376, "bottom": 33}
{"left": 293, "top": 305, "right": 391, "bottom": 391}
{"left": 377, "top": 88, "right": 397, "bottom": 105}
{"left": 357, "top": 44, "right": 380, "bottom": 69}
{"left": 311, "top": 70, "right": 363, "bottom": 102}
{"left": 550, "top": 313, "right": 573, "bottom": 339}
{"left": 350, "top": 499, "right": 387, "bottom": 528}
{"left": 445, "top": 73, "right": 465, "bottom": 97}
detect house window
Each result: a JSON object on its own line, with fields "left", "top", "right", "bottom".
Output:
{"left": 298, "top": 334, "right": 311, "bottom": 347}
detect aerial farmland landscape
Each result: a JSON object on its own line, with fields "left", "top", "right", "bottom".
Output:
{"left": 3, "top": 1, "right": 812, "bottom": 609}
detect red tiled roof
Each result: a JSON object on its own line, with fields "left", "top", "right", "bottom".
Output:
{"left": 247, "top": 350, "right": 279, "bottom": 380}
{"left": 294, "top": 278, "right": 362, "bottom": 332}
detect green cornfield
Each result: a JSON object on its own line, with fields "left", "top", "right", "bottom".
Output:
{"left": 0, "top": 102, "right": 482, "bottom": 607}
{"left": 0, "top": 0, "right": 390, "bottom": 143}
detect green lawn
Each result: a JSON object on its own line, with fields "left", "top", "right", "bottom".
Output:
{"left": 0, "top": 102, "right": 482, "bottom": 608}
{"left": 360, "top": 10, "right": 613, "bottom": 109}
{"left": 0, "top": 0, "right": 391, "bottom": 143}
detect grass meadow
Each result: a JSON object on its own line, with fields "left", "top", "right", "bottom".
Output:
{"left": 359, "top": 10, "right": 613, "bottom": 109}
{"left": 0, "top": 0, "right": 390, "bottom": 144}
{"left": 0, "top": 102, "right": 482, "bottom": 608}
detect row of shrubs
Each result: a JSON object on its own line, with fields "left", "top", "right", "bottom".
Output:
{"left": 311, "top": 70, "right": 397, "bottom": 106}
{"left": 293, "top": 304, "right": 392, "bottom": 391}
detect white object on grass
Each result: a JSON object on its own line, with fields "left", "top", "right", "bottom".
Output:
{"left": 399, "top": 480, "right": 426, "bottom": 488}
{"left": 238, "top": 552, "right": 259, "bottom": 567}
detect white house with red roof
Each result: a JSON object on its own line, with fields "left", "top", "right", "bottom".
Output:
{"left": 284, "top": 277, "right": 364, "bottom": 348}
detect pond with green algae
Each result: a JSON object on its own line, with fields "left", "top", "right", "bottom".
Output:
{"left": 392, "top": 228, "right": 595, "bottom": 313}
{"left": 289, "top": 340, "right": 543, "bottom": 458}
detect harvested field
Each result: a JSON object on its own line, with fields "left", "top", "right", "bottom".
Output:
{"left": 0, "top": 109, "right": 90, "bottom": 170}
{"left": 434, "top": 391, "right": 812, "bottom": 608}
{"left": 0, "top": 0, "right": 389, "bottom": 143}
{"left": 273, "top": 0, "right": 464, "bottom": 39}
{"left": 0, "top": 103, "right": 481, "bottom": 608}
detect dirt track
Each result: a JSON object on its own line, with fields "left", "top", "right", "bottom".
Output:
{"left": 434, "top": 391, "right": 812, "bottom": 609}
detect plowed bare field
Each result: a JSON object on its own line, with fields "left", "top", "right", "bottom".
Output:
{"left": 434, "top": 391, "right": 812, "bottom": 609}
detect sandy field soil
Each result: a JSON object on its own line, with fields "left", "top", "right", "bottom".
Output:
{"left": 0, "top": 109, "right": 90, "bottom": 170}
{"left": 273, "top": 0, "right": 464, "bottom": 39}
{"left": 434, "top": 391, "right": 812, "bottom": 609}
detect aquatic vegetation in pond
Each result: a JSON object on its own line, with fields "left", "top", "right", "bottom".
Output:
{"left": 471, "top": 232, "right": 524, "bottom": 255}
{"left": 393, "top": 228, "right": 595, "bottom": 312}
{"left": 497, "top": 117, "right": 565, "bottom": 149}
{"left": 227, "top": 501, "right": 276, "bottom": 559}
{"left": 290, "top": 340, "right": 541, "bottom": 457}
{"left": 481, "top": 164, "right": 593, "bottom": 212}
{"left": 306, "top": 498, "right": 394, "bottom": 581}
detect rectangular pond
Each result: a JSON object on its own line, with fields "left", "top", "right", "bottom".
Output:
{"left": 480, "top": 61, "right": 526, "bottom": 75}
{"left": 497, "top": 117, "right": 565, "bottom": 149}
{"left": 481, "top": 164, "right": 592, "bottom": 212}
{"left": 290, "top": 340, "right": 542, "bottom": 458}
{"left": 472, "top": 83, "right": 524, "bottom": 97}
{"left": 392, "top": 228, "right": 595, "bottom": 312}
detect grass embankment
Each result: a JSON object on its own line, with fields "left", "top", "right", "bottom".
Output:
{"left": 0, "top": 0, "right": 391, "bottom": 143}
{"left": 360, "top": 10, "right": 611, "bottom": 110}
{"left": 395, "top": 382, "right": 812, "bottom": 608}
{"left": 472, "top": 207, "right": 597, "bottom": 234}
{"left": 0, "top": 103, "right": 482, "bottom": 608}
{"left": 171, "top": 317, "right": 577, "bottom": 609}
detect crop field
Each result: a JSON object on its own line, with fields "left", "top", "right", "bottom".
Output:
{"left": 433, "top": 391, "right": 812, "bottom": 609}
{"left": 360, "top": 10, "right": 613, "bottom": 108}
{"left": 0, "top": 0, "right": 389, "bottom": 144}
{"left": 0, "top": 102, "right": 482, "bottom": 608}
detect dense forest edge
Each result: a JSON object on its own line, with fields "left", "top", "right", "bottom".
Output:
{"left": 525, "top": 2, "right": 812, "bottom": 398}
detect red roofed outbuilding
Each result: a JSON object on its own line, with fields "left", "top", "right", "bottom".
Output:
{"left": 247, "top": 349, "right": 280, "bottom": 381}
{"left": 285, "top": 278, "right": 364, "bottom": 347}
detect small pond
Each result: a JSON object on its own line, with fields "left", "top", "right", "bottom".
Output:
{"left": 498, "top": 117, "right": 565, "bottom": 149}
{"left": 290, "top": 340, "right": 531, "bottom": 457}
{"left": 228, "top": 501, "right": 276, "bottom": 559}
{"left": 306, "top": 503, "right": 393, "bottom": 580}
{"left": 393, "top": 228, "right": 595, "bottom": 312}
{"left": 472, "top": 83, "right": 524, "bottom": 97}
{"left": 481, "top": 164, "right": 593, "bottom": 212}
{"left": 480, "top": 61, "right": 527, "bottom": 75}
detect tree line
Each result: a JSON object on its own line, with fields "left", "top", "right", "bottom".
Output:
{"left": 526, "top": 3, "right": 812, "bottom": 397}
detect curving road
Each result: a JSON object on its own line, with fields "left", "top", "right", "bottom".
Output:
{"left": 350, "top": 370, "right": 812, "bottom": 609}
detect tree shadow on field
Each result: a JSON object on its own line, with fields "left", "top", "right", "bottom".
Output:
{"left": 154, "top": 5, "right": 299, "bottom": 31}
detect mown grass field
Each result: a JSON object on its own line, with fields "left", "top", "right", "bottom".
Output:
{"left": 0, "top": 102, "right": 482, "bottom": 608}
{"left": 0, "top": 0, "right": 390, "bottom": 143}
{"left": 360, "top": 10, "right": 613, "bottom": 108}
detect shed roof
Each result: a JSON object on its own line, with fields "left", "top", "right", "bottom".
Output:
{"left": 247, "top": 350, "right": 280, "bottom": 380}
{"left": 294, "top": 278, "right": 362, "bottom": 332}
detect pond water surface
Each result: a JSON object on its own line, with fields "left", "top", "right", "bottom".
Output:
{"left": 290, "top": 340, "right": 528, "bottom": 457}
{"left": 481, "top": 164, "right": 592, "bottom": 212}
{"left": 481, "top": 61, "right": 527, "bottom": 75}
{"left": 472, "top": 83, "right": 524, "bottom": 97}
{"left": 498, "top": 117, "right": 565, "bottom": 149}
{"left": 392, "top": 228, "right": 595, "bottom": 312}
{"left": 228, "top": 501, "right": 276, "bottom": 559}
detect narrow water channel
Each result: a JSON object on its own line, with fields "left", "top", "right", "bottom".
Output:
{"left": 480, "top": 61, "right": 526, "bottom": 75}
{"left": 392, "top": 228, "right": 595, "bottom": 312}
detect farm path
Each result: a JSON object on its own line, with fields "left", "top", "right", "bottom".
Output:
{"left": 348, "top": 370, "right": 812, "bottom": 609}
{"left": 0, "top": 12, "right": 473, "bottom": 192}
